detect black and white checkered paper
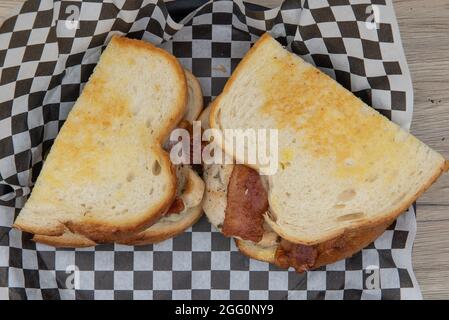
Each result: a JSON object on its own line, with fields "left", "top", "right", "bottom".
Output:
{"left": 0, "top": 0, "right": 420, "bottom": 299}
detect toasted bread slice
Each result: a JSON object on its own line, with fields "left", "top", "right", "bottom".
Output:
{"left": 30, "top": 72, "right": 204, "bottom": 247}
{"left": 14, "top": 37, "right": 187, "bottom": 242}
{"left": 29, "top": 70, "right": 205, "bottom": 248}
{"left": 210, "top": 33, "right": 448, "bottom": 245}
{"left": 33, "top": 165, "right": 205, "bottom": 247}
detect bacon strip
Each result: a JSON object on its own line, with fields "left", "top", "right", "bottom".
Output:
{"left": 166, "top": 197, "right": 185, "bottom": 215}
{"left": 275, "top": 236, "right": 349, "bottom": 272}
{"left": 275, "top": 240, "right": 318, "bottom": 272}
{"left": 222, "top": 165, "right": 268, "bottom": 242}
{"left": 275, "top": 221, "right": 390, "bottom": 272}
{"left": 166, "top": 120, "right": 207, "bottom": 173}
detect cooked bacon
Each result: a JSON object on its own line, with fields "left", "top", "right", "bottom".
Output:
{"left": 275, "top": 239, "right": 318, "bottom": 272}
{"left": 222, "top": 165, "right": 268, "bottom": 242}
{"left": 274, "top": 223, "right": 387, "bottom": 272}
{"left": 166, "top": 197, "right": 185, "bottom": 215}
{"left": 166, "top": 120, "right": 207, "bottom": 169}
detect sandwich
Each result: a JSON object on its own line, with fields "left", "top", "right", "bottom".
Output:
{"left": 202, "top": 33, "right": 448, "bottom": 271}
{"left": 13, "top": 36, "right": 205, "bottom": 247}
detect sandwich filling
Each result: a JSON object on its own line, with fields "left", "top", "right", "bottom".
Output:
{"left": 222, "top": 165, "right": 268, "bottom": 242}
{"left": 160, "top": 164, "right": 204, "bottom": 223}
{"left": 161, "top": 120, "right": 205, "bottom": 223}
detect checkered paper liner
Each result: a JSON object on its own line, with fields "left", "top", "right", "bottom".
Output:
{"left": 0, "top": 0, "right": 420, "bottom": 300}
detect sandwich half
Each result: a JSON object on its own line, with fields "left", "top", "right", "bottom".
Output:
{"left": 204, "top": 33, "right": 448, "bottom": 271}
{"left": 14, "top": 36, "right": 205, "bottom": 246}
{"left": 32, "top": 68, "right": 205, "bottom": 248}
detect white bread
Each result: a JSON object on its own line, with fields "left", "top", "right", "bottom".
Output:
{"left": 14, "top": 36, "right": 188, "bottom": 242}
{"left": 184, "top": 69, "right": 203, "bottom": 123}
{"left": 210, "top": 33, "right": 448, "bottom": 245}
{"left": 235, "top": 239, "right": 277, "bottom": 264}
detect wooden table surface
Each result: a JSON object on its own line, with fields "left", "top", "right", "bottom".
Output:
{"left": 1, "top": 0, "right": 448, "bottom": 299}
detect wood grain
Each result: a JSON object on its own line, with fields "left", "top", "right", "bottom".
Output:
{"left": 0, "top": 0, "right": 22, "bottom": 23}
{"left": 394, "top": 0, "right": 449, "bottom": 299}
{"left": 1, "top": 0, "right": 448, "bottom": 299}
